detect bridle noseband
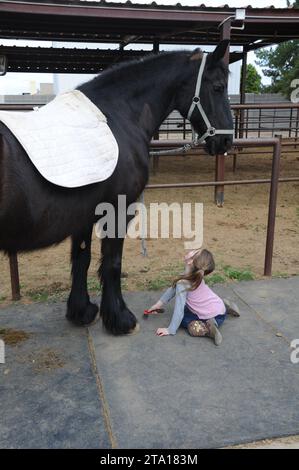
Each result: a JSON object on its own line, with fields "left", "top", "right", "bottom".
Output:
{"left": 187, "top": 52, "right": 234, "bottom": 144}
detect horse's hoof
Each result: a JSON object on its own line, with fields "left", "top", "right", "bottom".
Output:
{"left": 66, "top": 302, "right": 99, "bottom": 327}
{"left": 127, "top": 322, "right": 140, "bottom": 336}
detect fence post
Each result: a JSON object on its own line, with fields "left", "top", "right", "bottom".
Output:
{"left": 264, "top": 135, "right": 281, "bottom": 276}
{"left": 9, "top": 253, "right": 21, "bottom": 301}
{"left": 214, "top": 18, "right": 231, "bottom": 207}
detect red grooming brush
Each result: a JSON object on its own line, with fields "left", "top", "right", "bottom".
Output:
{"left": 143, "top": 308, "right": 164, "bottom": 319}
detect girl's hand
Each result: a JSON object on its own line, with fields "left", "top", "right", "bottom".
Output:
{"left": 156, "top": 327, "right": 169, "bottom": 336}
{"left": 148, "top": 300, "right": 163, "bottom": 313}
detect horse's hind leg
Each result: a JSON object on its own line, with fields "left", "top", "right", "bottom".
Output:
{"left": 66, "top": 226, "right": 99, "bottom": 326}
{"left": 99, "top": 236, "right": 138, "bottom": 335}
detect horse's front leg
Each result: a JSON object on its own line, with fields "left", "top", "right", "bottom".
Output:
{"left": 99, "top": 235, "right": 138, "bottom": 335}
{"left": 66, "top": 226, "right": 99, "bottom": 326}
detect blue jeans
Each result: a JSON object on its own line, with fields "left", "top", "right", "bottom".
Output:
{"left": 181, "top": 303, "right": 226, "bottom": 329}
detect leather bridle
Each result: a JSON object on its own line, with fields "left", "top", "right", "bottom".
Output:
{"left": 187, "top": 52, "right": 234, "bottom": 143}
{"left": 150, "top": 52, "right": 234, "bottom": 157}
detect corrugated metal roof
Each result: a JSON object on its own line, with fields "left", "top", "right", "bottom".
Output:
{"left": 1, "top": 0, "right": 299, "bottom": 73}
{"left": 0, "top": 44, "right": 150, "bottom": 73}
{"left": 3, "top": 0, "right": 299, "bottom": 12}
{"left": 2, "top": 0, "right": 297, "bottom": 113}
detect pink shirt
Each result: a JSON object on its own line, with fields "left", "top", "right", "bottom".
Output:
{"left": 186, "top": 279, "right": 225, "bottom": 319}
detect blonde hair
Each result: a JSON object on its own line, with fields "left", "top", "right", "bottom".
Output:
{"left": 173, "top": 249, "right": 215, "bottom": 291}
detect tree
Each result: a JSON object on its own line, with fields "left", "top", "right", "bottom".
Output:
{"left": 255, "top": 0, "right": 299, "bottom": 98}
{"left": 245, "top": 64, "right": 262, "bottom": 93}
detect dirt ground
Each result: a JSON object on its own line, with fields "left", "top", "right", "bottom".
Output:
{"left": 226, "top": 434, "right": 299, "bottom": 449}
{"left": 1, "top": 148, "right": 299, "bottom": 306}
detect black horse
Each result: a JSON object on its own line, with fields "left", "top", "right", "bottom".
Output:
{"left": 0, "top": 41, "right": 233, "bottom": 335}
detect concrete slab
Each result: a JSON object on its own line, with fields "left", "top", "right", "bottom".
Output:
{"left": 1, "top": 277, "right": 298, "bottom": 449}
{"left": 227, "top": 434, "right": 299, "bottom": 449}
{"left": 231, "top": 277, "right": 299, "bottom": 340}
{"left": 0, "top": 302, "right": 110, "bottom": 449}
{"left": 89, "top": 283, "right": 299, "bottom": 449}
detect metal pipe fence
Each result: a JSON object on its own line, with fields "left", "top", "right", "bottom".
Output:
{"left": 1, "top": 109, "right": 297, "bottom": 299}
{"left": 148, "top": 136, "right": 293, "bottom": 277}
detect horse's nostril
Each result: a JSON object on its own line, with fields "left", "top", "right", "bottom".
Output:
{"left": 224, "top": 138, "right": 232, "bottom": 150}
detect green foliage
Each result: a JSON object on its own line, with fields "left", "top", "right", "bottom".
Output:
{"left": 223, "top": 266, "right": 255, "bottom": 281}
{"left": 255, "top": 1, "right": 299, "bottom": 98}
{"left": 245, "top": 64, "right": 262, "bottom": 93}
{"left": 205, "top": 273, "right": 226, "bottom": 286}
{"left": 26, "top": 289, "right": 49, "bottom": 302}
{"left": 255, "top": 41, "right": 299, "bottom": 98}
{"left": 146, "top": 265, "right": 255, "bottom": 291}
{"left": 25, "top": 283, "right": 68, "bottom": 302}
{"left": 254, "top": 0, "right": 299, "bottom": 97}
{"left": 272, "top": 272, "right": 290, "bottom": 279}
{"left": 87, "top": 277, "right": 101, "bottom": 293}
{"left": 147, "top": 277, "right": 172, "bottom": 291}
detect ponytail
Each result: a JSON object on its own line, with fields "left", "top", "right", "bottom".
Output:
{"left": 172, "top": 249, "right": 215, "bottom": 291}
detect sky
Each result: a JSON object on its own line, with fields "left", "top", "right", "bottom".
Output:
{"left": 0, "top": 0, "right": 291, "bottom": 94}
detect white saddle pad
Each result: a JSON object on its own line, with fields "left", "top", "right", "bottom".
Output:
{"left": 0, "top": 90, "right": 119, "bottom": 188}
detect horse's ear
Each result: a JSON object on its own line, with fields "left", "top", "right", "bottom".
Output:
{"left": 209, "top": 40, "right": 230, "bottom": 66}
{"left": 190, "top": 48, "right": 203, "bottom": 61}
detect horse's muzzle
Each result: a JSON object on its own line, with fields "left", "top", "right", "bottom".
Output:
{"left": 205, "top": 135, "right": 233, "bottom": 156}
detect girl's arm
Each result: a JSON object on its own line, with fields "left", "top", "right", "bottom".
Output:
{"left": 159, "top": 285, "right": 176, "bottom": 304}
{"left": 148, "top": 285, "right": 176, "bottom": 312}
{"left": 157, "top": 281, "right": 188, "bottom": 336}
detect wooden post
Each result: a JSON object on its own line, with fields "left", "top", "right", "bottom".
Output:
{"left": 214, "top": 19, "right": 231, "bottom": 206}
{"left": 152, "top": 40, "right": 160, "bottom": 175}
{"left": 9, "top": 253, "right": 21, "bottom": 301}
{"left": 233, "top": 49, "right": 247, "bottom": 172}
{"left": 264, "top": 136, "right": 281, "bottom": 276}
{"left": 240, "top": 51, "right": 247, "bottom": 111}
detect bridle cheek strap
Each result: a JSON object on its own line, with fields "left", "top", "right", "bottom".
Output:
{"left": 187, "top": 52, "right": 234, "bottom": 144}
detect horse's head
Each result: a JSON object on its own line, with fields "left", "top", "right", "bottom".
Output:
{"left": 176, "top": 40, "right": 233, "bottom": 156}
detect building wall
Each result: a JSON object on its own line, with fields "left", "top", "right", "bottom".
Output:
{"left": 228, "top": 60, "right": 241, "bottom": 95}
{"left": 53, "top": 73, "right": 96, "bottom": 94}
{"left": 0, "top": 94, "right": 54, "bottom": 104}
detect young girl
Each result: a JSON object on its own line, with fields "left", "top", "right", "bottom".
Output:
{"left": 148, "top": 249, "right": 229, "bottom": 346}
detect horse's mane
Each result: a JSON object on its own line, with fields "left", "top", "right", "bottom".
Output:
{"left": 79, "top": 48, "right": 230, "bottom": 95}
{"left": 80, "top": 50, "right": 191, "bottom": 90}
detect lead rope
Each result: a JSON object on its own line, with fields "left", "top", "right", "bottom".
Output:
{"left": 139, "top": 191, "right": 147, "bottom": 257}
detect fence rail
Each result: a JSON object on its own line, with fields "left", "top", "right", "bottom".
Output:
{"left": 5, "top": 136, "right": 293, "bottom": 300}
{"left": 158, "top": 103, "right": 299, "bottom": 143}
{"left": 2, "top": 101, "right": 299, "bottom": 143}
{"left": 1, "top": 105, "right": 298, "bottom": 299}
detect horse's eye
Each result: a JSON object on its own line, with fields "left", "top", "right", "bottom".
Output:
{"left": 213, "top": 84, "right": 224, "bottom": 93}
